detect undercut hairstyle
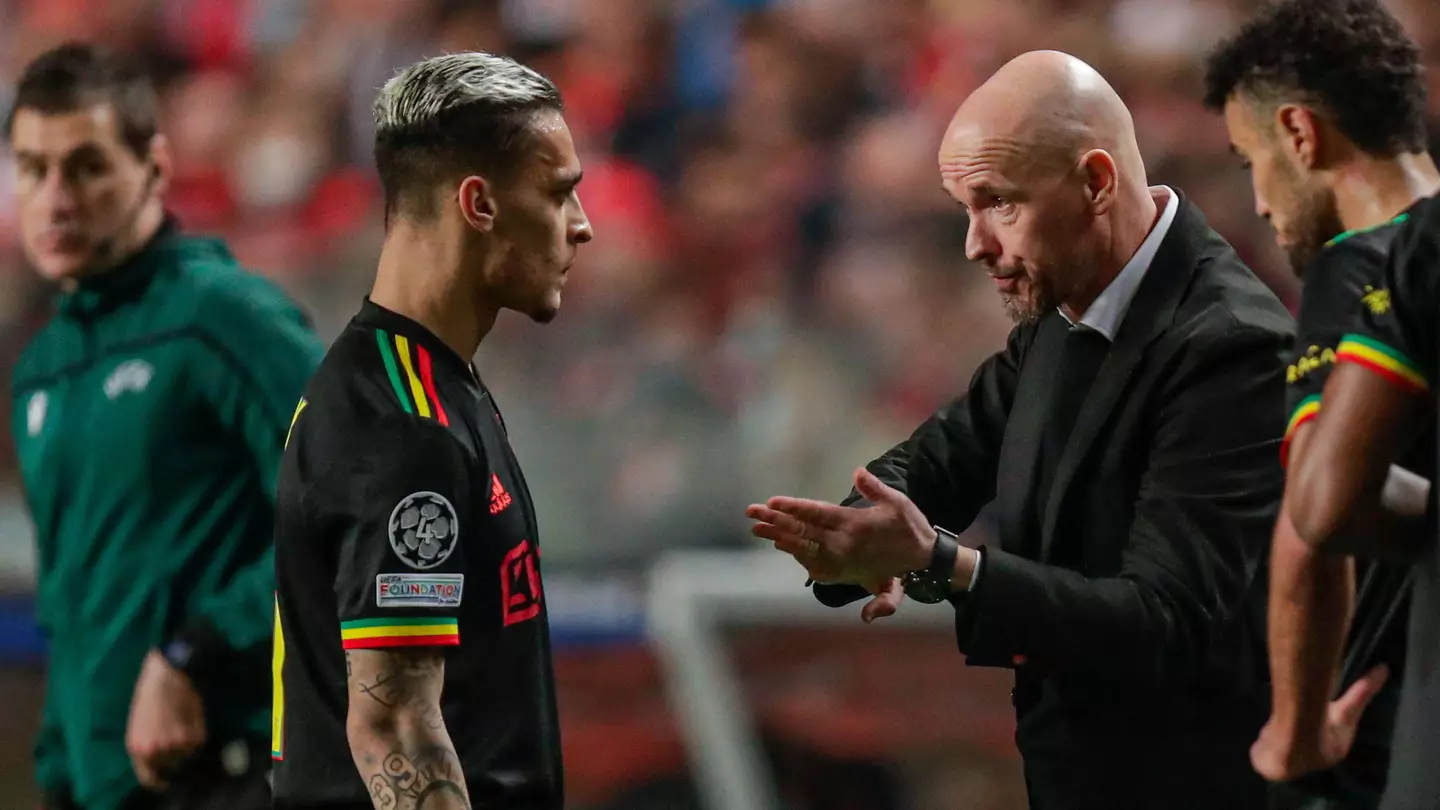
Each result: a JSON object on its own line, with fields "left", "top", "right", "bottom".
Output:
{"left": 1202, "top": 0, "right": 1428, "bottom": 157}
{"left": 373, "top": 51, "right": 564, "bottom": 221}
{"left": 4, "top": 42, "right": 159, "bottom": 157}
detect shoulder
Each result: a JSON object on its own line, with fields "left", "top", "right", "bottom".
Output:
{"left": 11, "top": 319, "right": 64, "bottom": 393}
{"left": 294, "top": 376, "right": 479, "bottom": 508}
{"left": 1175, "top": 256, "right": 1294, "bottom": 353}
{"left": 296, "top": 325, "right": 474, "bottom": 460}
{"left": 1385, "top": 196, "right": 1440, "bottom": 297}
{"left": 161, "top": 236, "right": 312, "bottom": 331}
{"left": 1296, "top": 238, "right": 1389, "bottom": 334}
{"left": 1149, "top": 250, "right": 1293, "bottom": 390}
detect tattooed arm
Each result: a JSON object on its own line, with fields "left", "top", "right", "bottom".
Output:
{"left": 346, "top": 649, "right": 470, "bottom": 810}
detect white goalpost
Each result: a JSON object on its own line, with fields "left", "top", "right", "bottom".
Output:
{"left": 644, "top": 547, "right": 956, "bottom": 810}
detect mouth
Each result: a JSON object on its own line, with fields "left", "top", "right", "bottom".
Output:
{"left": 38, "top": 231, "right": 88, "bottom": 255}
{"left": 991, "top": 273, "right": 1022, "bottom": 294}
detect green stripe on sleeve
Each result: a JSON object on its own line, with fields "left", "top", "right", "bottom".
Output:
{"left": 341, "top": 617, "right": 457, "bottom": 630}
{"left": 375, "top": 329, "right": 414, "bottom": 414}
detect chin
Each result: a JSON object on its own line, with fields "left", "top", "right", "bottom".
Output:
{"left": 32, "top": 255, "right": 87, "bottom": 284}
{"left": 527, "top": 297, "right": 561, "bottom": 324}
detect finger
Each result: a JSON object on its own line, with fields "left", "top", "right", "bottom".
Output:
{"left": 853, "top": 468, "right": 899, "bottom": 505}
{"left": 751, "top": 523, "right": 812, "bottom": 550}
{"left": 1333, "top": 664, "right": 1390, "bottom": 725}
{"left": 766, "top": 496, "right": 851, "bottom": 531}
{"left": 770, "top": 539, "right": 846, "bottom": 581}
{"left": 747, "top": 506, "right": 817, "bottom": 539}
{"left": 770, "top": 535, "right": 821, "bottom": 560}
{"left": 744, "top": 504, "right": 777, "bottom": 521}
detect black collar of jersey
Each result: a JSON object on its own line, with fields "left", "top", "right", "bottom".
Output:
{"left": 355, "top": 297, "right": 481, "bottom": 386}
{"left": 58, "top": 215, "right": 180, "bottom": 318}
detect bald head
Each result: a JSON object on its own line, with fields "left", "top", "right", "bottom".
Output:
{"left": 943, "top": 51, "right": 1145, "bottom": 187}
{"left": 939, "top": 51, "right": 1162, "bottom": 326}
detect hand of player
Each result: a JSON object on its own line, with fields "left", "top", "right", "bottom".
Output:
{"left": 1250, "top": 664, "right": 1389, "bottom": 782}
{"left": 747, "top": 467, "right": 935, "bottom": 583}
{"left": 126, "top": 650, "right": 207, "bottom": 789}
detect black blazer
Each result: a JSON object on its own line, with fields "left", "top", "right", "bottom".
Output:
{"left": 816, "top": 196, "right": 1294, "bottom": 810}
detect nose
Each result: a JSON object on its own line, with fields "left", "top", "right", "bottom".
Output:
{"left": 964, "top": 213, "right": 998, "bottom": 265}
{"left": 1252, "top": 190, "right": 1270, "bottom": 223}
{"left": 36, "top": 170, "right": 80, "bottom": 219}
{"left": 570, "top": 198, "right": 593, "bottom": 244}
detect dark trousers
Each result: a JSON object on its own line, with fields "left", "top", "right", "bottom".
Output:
{"left": 1270, "top": 779, "right": 1380, "bottom": 810}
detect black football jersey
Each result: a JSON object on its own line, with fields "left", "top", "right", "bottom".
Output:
{"left": 1280, "top": 214, "right": 1419, "bottom": 805}
{"left": 270, "top": 299, "right": 562, "bottom": 809}
{"left": 1339, "top": 194, "right": 1440, "bottom": 810}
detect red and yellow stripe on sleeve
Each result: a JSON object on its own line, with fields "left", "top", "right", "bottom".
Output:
{"left": 340, "top": 617, "right": 460, "bottom": 649}
{"left": 1335, "top": 334, "right": 1429, "bottom": 395}
{"left": 1280, "top": 394, "right": 1320, "bottom": 468}
{"left": 374, "top": 329, "right": 451, "bottom": 425}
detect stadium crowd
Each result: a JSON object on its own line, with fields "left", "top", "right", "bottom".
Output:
{"left": 0, "top": 0, "right": 1438, "bottom": 572}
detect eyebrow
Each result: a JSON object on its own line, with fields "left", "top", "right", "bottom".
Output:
{"left": 14, "top": 142, "right": 108, "bottom": 163}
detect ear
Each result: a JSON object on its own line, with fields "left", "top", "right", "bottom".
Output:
{"left": 146, "top": 133, "right": 174, "bottom": 196}
{"left": 457, "top": 175, "right": 498, "bottom": 233}
{"left": 1275, "top": 103, "right": 1321, "bottom": 171}
{"left": 1078, "top": 149, "right": 1119, "bottom": 215}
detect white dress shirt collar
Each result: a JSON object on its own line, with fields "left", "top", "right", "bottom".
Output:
{"left": 1061, "top": 186, "right": 1179, "bottom": 340}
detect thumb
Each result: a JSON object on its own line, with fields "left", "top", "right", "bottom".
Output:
{"left": 1333, "top": 664, "right": 1390, "bottom": 726}
{"left": 861, "top": 579, "right": 903, "bottom": 623}
{"left": 854, "top": 468, "right": 897, "bottom": 504}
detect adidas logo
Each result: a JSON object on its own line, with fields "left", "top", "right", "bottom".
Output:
{"left": 489, "top": 474, "right": 513, "bottom": 515}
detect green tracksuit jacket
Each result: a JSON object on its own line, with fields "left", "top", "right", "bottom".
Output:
{"left": 8, "top": 223, "right": 323, "bottom": 810}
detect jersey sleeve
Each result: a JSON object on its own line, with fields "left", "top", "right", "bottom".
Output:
{"left": 333, "top": 414, "right": 473, "bottom": 650}
{"left": 1281, "top": 242, "right": 1386, "bottom": 466}
{"left": 1337, "top": 211, "right": 1440, "bottom": 399}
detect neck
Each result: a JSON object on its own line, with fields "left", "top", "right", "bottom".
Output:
{"left": 1332, "top": 151, "right": 1440, "bottom": 233}
{"left": 370, "top": 221, "right": 498, "bottom": 363}
{"left": 1062, "top": 184, "right": 1161, "bottom": 322}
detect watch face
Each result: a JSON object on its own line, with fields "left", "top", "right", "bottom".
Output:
{"left": 903, "top": 573, "right": 948, "bottom": 604}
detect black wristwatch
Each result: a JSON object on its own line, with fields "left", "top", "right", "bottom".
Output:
{"left": 902, "top": 525, "right": 960, "bottom": 604}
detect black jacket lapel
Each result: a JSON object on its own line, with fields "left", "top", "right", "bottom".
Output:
{"left": 995, "top": 315, "right": 1068, "bottom": 556}
{"left": 1039, "top": 196, "right": 1207, "bottom": 558}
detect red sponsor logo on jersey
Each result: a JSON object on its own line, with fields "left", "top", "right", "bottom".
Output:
{"left": 500, "top": 539, "right": 542, "bottom": 627}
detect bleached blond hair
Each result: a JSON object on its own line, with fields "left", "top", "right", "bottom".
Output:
{"left": 373, "top": 51, "right": 562, "bottom": 220}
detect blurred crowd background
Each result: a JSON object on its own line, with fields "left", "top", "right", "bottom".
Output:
{"left": 2, "top": 0, "right": 1439, "bottom": 808}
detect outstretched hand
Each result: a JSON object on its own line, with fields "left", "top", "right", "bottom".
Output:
{"left": 747, "top": 467, "right": 934, "bottom": 618}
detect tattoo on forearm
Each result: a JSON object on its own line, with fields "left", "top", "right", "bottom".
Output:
{"left": 349, "top": 649, "right": 467, "bottom": 809}
{"left": 361, "top": 745, "right": 468, "bottom": 810}
{"left": 350, "top": 652, "right": 447, "bottom": 730}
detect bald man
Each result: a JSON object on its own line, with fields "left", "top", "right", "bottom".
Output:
{"left": 748, "top": 51, "right": 1294, "bottom": 809}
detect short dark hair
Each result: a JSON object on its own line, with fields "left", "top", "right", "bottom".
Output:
{"left": 372, "top": 52, "right": 564, "bottom": 221}
{"left": 4, "top": 42, "right": 159, "bottom": 157}
{"left": 1202, "top": 0, "right": 1428, "bottom": 157}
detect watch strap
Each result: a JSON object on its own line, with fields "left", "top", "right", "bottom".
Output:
{"left": 929, "top": 525, "right": 960, "bottom": 583}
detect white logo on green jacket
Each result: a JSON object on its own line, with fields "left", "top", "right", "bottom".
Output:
{"left": 104, "top": 360, "right": 154, "bottom": 400}
{"left": 26, "top": 391, "right": 47, "bottom": 436}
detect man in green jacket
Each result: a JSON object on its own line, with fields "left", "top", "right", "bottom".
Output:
{"left": 5, "top": 43, "right": 323, "bottom": 810}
